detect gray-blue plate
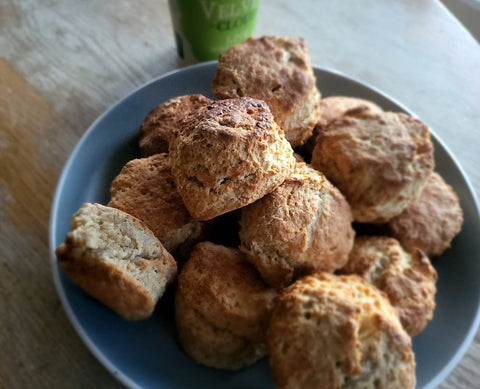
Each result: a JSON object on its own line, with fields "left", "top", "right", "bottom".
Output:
{"left": 49, "top": 62, "right": 480, "bottom": 389}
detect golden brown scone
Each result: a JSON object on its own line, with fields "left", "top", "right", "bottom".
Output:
{"left": 311, "top": 111, "right": 434, "bottom": 223}
{"left": 268, "top": 273, "right": 416, "bottom": 389}
{"left": 239, "top": 162, "right": 355, "bottom": 289}
{"left": 317, "top": 96, "right": 383, "bottom": 129}
{"left": 212, "top": 36, "right": 321, "bottom": 148}
{"left": 169, "top": 97, "right": 296, "bottom": 221}
{"left": 176, "top": 242, "right": 276, "bottom": 369}
{"left": 175, "top": 292, "right": 267, "bottom": 370}
{"left": 139, "top": 94, "right": 213, "bottom": 156}
{"left": 108, "top": 153, "right": 204, "bottom": 255}
{"left": 340, "top": 236, "right": 437, "bottom": 337}
{"left": 56, "top": 203, "right": 177, "bottom": 320}
{"left": 384, "top": 172, "right": 463, "bottom": 257}
{"left": 298, "top": 96, "right": 383, "bottom": 162}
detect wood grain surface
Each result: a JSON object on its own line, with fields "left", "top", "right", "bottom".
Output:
{"left": 1, "top": 0, "right": 479, "bottom": 388}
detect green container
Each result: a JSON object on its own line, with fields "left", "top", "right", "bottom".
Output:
{"left": 169, "top": 0, "right": 260, "bottom": 64}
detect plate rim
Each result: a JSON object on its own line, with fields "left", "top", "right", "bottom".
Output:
{"left": 49, "top": 61, "right": 480, "bottom": 389}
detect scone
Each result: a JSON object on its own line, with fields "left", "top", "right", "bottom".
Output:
{"left": 108, "top": 153, "right": 204, "bottom": 255}
{"left": 169, "top": 97, "right": 296, "bottom": 221}
{"left": 316, "top": 96, "right": 383, "bottom": 129}
{"left": 212, "top": 36, "right": 321, "bottom": 148}
{"left": 384, "top": 172, "right": 463, "bottom": 257}
{"left": 56, "top": 203, "right": 177, "bottom": 320}
{"left": 340, "top": 236, "right": 437, "bottom": 337}
{"left": 268, "top": 273, "right": 416, "bottom": 389}
{"left": 299, "top": 96, "right": 384, "bottom": 161}
{"left": 139, "top": 94, "right": 213, "bottom": 156}
{"left": 239, "top": 162, "right": 355, "bottom": 289}
{"left": 311, "top": 110, "right": 434, "bottom": 223}
{"left": 175, "top": 242, "right": 276, "bottom": 369}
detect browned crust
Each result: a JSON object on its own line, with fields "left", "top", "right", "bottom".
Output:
{"left": 57, "top": 241, "right": 156, "bottom": 320}
{"left": 212, "top": 36, "right": 321, "bottom": 147}
{"left": 298, "top": 96, "right": 384, "bottom": 161}
{"left": 311, "top": 111, "right": 434, "bottom": 223}
{"left": 175, "top": 290, "right": 267, "bottom": 370}
{"left": 55, "top": 204, "right": 177, "bottom": 320}
{"left": 169, "top": 97, "right": 295, "bottom": 221}
{"left": 317, "top": 96, "right": 383, "bottom": 129}
{"left": 108, "top": 153, "right": 204, "bottom": 253}
{"left": 379, "top": 248, "right": 437, "bottom": 337}
{"left": 384, "top": 172, "right": 464, "bottom": 257}
{"left": 340, "top": 236, "right": 437, "bottom": 337}
{"left": 178, "top": 242, "right": 276, "bottom": 339}
{"left": 239, "top": 162, "right": 355, "bottom": 289}
{"left": 268, "top": 273, "right": 415, "bottom": 389}
{"left": 139, "top": 94, "right": 213, "bottom": 156}
{"left": 175, "top": 242, "right": 276, "bottom": 369}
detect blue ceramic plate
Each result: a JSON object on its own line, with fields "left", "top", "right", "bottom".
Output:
{"left": 50, "top": 62, "right": 480, "bottom": 389}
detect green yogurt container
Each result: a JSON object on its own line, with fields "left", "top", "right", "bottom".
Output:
{"left": 169, "top": 0, "right": 260, "bottom": 64}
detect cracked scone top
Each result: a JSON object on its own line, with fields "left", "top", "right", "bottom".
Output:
{"left": 268, "top": 273, "right": 416, "bottom": 389}
{"left": 176, "top": 242, "right": 276, "bottom": 369}
{"left": 169, "top": 97, "right": 296, "bottom": 221}
{"left": 311, "top": 110, "right": 434, "bottom": 223}
{"left": 55, "top": 203, "right": 177, "bottom": 320}
{"left": 239, "top": 162, "right": 355, "bottom": 289}
{"left": 316, "top": 96, "right": 384, "bottom": 129}
{"left": 340, "top": 236, "right": 437, "bottom": 337}
{"left": 300, "top": 95, "right": 384, "bottom": 161}
{"left": 139, "top": 94, "right": 213, "bottom": 156}
{"left": 385, "top": 172, "right": 463, "bottom": 257}
{"left": 108, "top": 153, "right": 204, "bottom": 255}
{"left": 212, "top": 36, "right": 321, "bottom": 148}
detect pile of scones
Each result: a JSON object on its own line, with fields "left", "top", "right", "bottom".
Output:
{"left": 56, "top": 36, "right": 464, "bottom": 389}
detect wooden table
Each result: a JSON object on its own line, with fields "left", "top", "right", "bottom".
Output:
{"left": 1, "top": 0, "right": 479, "bottom": 387}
